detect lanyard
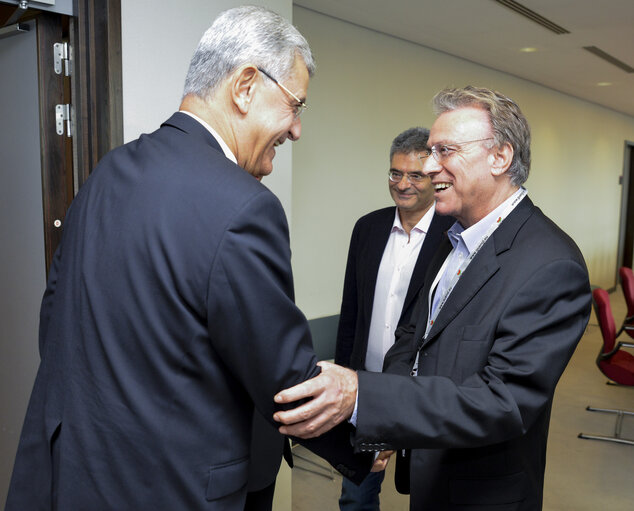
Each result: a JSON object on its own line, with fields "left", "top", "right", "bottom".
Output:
{"left": 410, "top": 188, "right": 527, "bottom": 376}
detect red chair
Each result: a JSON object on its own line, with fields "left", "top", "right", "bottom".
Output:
{"left": 618, "top": 266, "right": 634, "bottom": 338}
{"left": 578, "top": 287, "right": 634, "bottom": 446}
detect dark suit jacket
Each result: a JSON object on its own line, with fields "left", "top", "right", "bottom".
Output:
{"left": 5, "top": 113, "right": 369, "bottom": 511}
{"left": 335, "top": 206, "right": 454, "bottom": 370}
{"left": 355, "top": 197, "right": 592, "bottom": 510}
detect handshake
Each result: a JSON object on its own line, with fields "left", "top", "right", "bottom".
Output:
{"left": 273, "top": 361, "right": 393, "bottom": 473}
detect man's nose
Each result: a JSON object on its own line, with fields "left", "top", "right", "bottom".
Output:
{"left": 288, "top": 117, "right": 301, "bottom": 141}
{"left": 422, "top": 155, "right": 440, "bottom": 176}
{"left": 396, "top": 175, "right": 411, "bottom": 189}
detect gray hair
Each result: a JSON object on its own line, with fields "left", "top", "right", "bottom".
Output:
{"left": 390, "top": 127, "right": 430, "bottom": 163}
{"left": 432, "top": 86, "right": 531, "bottom": 186}
{"left": 183, "top": 6, "right": 315, "bottom": 99}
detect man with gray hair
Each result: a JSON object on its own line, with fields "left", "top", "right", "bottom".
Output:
{"left": 5, "top": 6, "right": 370, "bottom": 511}
{"left": 335, "top": 127, "right": 453, "bottom": 510}
{"left": 275, "top": 86, "right": 592, "bottom": 510}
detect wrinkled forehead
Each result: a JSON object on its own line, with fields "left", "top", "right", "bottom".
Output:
{"left": 428, "top": 107, "right": 492, "bottom": 145}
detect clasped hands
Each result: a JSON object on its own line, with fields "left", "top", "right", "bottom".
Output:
{"left": 273, "top": 360, "right": 393, "bottom": 472}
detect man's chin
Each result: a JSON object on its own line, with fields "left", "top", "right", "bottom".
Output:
{"left": 245, "top": 165, "right": 272, "bottom": 181}
{"left": 257, "top": 168, "right": 273, "bottom": 181}
{"left": 435, "top": 202, "right": 457, "bottom": 218}
{"left": 394, "top": 198, "right": 415, "bottom": 209}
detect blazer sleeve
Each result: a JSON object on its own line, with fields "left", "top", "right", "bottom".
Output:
{"left": 335, "top": 222, "right": 361, "bottom": 367}
{"left": 206, "top": 190, "right": 372, "bottom": 481}
{"left": 355, "top": 258, "right": 591, "bottom": 451}
{"left": 206, "top": 189, "right": 319, "bottom": 417}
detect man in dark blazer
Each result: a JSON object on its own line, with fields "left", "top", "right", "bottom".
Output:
{"left": 5, "top": 6, "right": 371, "bottom": 511}
{"left": 335, "top": 127, "right": 453, "bottom": 510}
{"left": 274, "top": 86, "right": 592, "bottom": 511}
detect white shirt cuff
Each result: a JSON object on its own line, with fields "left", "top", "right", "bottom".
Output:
{"left": 349, "top": 389, "right": 359, "bottom": 426}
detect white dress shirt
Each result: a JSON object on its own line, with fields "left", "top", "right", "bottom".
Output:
{"left": 365, "top": 204, "right": 436, "bottom": 372}
{"left": 429, "top": 188, "right": 526, "bottom": 322}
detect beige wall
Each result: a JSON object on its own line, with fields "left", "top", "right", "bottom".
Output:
{"left": 291, "top": 6, "right": 634, "bottom": 319}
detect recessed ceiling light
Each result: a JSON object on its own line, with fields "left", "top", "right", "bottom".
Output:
{"left": 597, "top": 82, "right": 612, "bottom": 87}
{"left": 519, "top": 47, "right": 538, "bottom": 53}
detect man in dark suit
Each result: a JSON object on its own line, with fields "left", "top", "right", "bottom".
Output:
{"left": 274, "top": 86, "right": 592, "bottom": 510}
{"left": 5, "top": 6, "right": 371, "bottom": 511}
{"left": 335, "top": 127, "right": 453, "bottom": 510}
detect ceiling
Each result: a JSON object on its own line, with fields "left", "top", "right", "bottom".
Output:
{"left": 295, "top": 0, "right": 634, "bottom": 117}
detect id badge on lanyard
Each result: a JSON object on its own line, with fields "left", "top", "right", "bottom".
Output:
{"left": 410, "top": 188, "right": 527, "bottom": 376}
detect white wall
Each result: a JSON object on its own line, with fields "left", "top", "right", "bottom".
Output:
{"left": 121, "top": 0, "right": 294, "bottom": 220}
{"left": 291, "top": 6, "right": 634, "bottom": 319}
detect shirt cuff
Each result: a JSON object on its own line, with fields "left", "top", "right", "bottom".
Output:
{"left": 349, "top": 390, "right": 378, "bottom": 460}
{"left": 349, "top": 389, "right": 359, "bottom": 426}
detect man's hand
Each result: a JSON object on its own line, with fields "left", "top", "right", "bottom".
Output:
{"left": 371, "top": 450, "right": 394, "bottom": 472}
{"left": 273, "top": 361, "right": 357, "bottom": 438}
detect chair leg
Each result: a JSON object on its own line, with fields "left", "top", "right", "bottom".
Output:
{"left": 606, "top": 380, "right": 633, "bottom": 386}
{"left": 578, "top": 406, "right": 634, "bottom": 446}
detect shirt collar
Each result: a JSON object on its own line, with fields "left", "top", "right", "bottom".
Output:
{"left": 448, "top": 187, "right": 526, "bottom": 253}
{"left": 392, "top": 203, "right": 436, "bottom": 234}
{"left": 179, "top": 110, "right": 237, "bottom": 164}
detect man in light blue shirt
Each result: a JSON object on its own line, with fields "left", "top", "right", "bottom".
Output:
{"left": 275, "top": 86, "right": 591, "bottom": 511}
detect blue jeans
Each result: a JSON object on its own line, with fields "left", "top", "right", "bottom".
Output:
{"left": 339, "top": 471, "right": 385, "bottom": 511}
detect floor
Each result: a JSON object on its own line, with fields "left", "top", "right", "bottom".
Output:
{"left": 291, "top": 288, "right": 634, "bottom": 510}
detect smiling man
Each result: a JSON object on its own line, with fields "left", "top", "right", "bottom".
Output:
{"left": 5, "top": 7, "right": 372, "bottom": 511}
{"left": 335, "top": 127, "right": 453, "bottom": 510}
{"left": 274, "top": 86, "right": 592, "bottom": 510}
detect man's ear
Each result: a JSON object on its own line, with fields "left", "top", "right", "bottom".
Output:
{"left": 230, "top": 64, "right": 259, "bottom": 115}
{"left": 490, "top": 141, "right": 514, "bottom": 177}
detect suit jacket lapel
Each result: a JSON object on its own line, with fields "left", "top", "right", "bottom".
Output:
{"left": 402, "top": 214, "right": 452, "bottom": 316}
{"left": 423, "top": 241, "right": 500, "bottom": 344}
{"left": 420, "top": 197, "right": 535, "bottom": 347}
{"left": 361, "top": 208, "right": 396, "bottom": 328}
{"left": 412, "top": 235, "right": 452, "bottom": 345}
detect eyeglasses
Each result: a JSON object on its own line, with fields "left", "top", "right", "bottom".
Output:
{"left": 257, "top": 67, "right": 308, "bottom": 119}
{"left": 420, "top": 138, "right": 494, "bottom": 163}
{"left": 388, "top": 169, "right": 427, "bottom": 184}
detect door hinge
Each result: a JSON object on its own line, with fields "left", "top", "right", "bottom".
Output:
{"left": 55, "top": 104, "right": 72, "bottom": 137}
{"left": 53, "top": 42, "right": 71, "bottom": 76}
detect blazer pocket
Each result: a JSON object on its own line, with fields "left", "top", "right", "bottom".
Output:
{"left": 455, "top": 325, "right": 490, "bottom": 383}
{"left": 461, "top": 324, "right": 491, "bottom": 342}
{"left": 205, "top": 457, "right": 249, "bottom": 501}
{"left": 449, "top": 471, "right": 527, "bottom": 506}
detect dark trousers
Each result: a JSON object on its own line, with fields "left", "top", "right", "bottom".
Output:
{"left": 339, "top": 471, "right": 385, "bottom": 511}
{"left": 244, "top": 481, "right": 276, "bottom": 511}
